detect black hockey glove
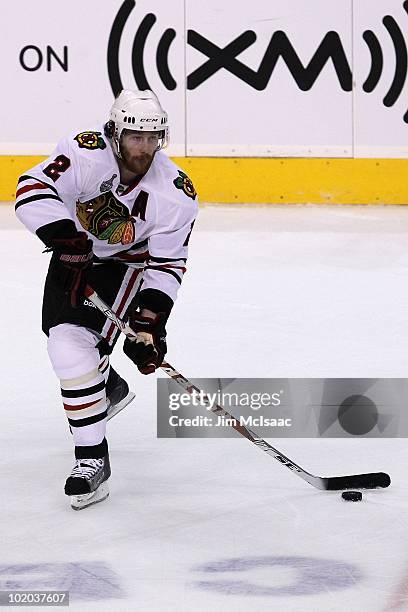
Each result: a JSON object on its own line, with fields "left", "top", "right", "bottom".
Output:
{"left": 49, "top": 232, "right": 93, "bottom": 308}
{"left": 123, "top": 312, "right": 167, "bottom": 375}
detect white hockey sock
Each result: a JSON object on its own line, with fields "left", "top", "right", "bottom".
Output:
{"left": 48, "top": 323, "right": 108, "bottom": 447}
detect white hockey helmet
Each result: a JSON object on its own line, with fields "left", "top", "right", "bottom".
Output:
{"left": 106, "top": 89, "right": 169, "bottom": 158}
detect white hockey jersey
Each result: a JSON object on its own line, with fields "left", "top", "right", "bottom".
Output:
{"left": 15, "top": 127, "right": 198, "bottom": 306}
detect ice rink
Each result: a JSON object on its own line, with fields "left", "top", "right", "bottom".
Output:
{"left": 1, "top": 202, "right": 408, "bottom": 611}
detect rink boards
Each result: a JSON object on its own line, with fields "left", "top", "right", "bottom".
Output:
{"left": 2, "top": 156, "right": 408, "bottom": 205}
{"left": 3, "top": 1, "right": 408, "bottom": 204}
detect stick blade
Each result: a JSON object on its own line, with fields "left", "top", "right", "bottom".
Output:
{"left": 324, "top": 472, "right": 391, "bottom": 491}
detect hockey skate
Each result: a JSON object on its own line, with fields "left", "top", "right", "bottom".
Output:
{"left": 106, "top": 367, "right": 135, "bottom": 421}
{"left": 65, "top": 455, "right": 111, "bottom": 510}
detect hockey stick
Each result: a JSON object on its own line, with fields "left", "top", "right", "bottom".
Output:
{"left": 85, "top": 285, "right": 391, "bottom": 491}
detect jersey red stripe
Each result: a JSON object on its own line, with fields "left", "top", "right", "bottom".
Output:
{"left": 106, "top": 269, "right": 141, "bottom": 343}
{"left": 151, "top": 264, "right": 187, "bottom": 273}
{"left": 116, "top": 250, "right": 149, "bottom": 262}
{"left": 16, "top": 182, "right": 49, "bottom": 198}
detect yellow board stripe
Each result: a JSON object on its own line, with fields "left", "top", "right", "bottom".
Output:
{"left": 2, "top": 155, "right": 408, "bottom": 204}
{"left": 176, "top": 158, "right": 408, "bottom": 205}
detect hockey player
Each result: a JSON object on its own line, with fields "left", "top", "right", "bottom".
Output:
{"left": 15, "top": 90, "right": 198, "bottom": 510}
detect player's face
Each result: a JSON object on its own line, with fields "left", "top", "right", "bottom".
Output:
{"left": 120, "top": 130, "right": 159, "bottom": 175}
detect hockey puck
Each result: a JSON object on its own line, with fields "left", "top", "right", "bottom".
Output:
{"left": 341, "top": 491, "right": 362, "bottom": 502}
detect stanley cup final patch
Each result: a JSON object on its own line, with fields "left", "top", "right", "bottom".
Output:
{"left": 100, "top": 174, "right": 117, "bottom": 193}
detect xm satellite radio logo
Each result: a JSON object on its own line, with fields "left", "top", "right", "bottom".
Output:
{"left": 108, "top": 0, "right": 408, "bottom": 123}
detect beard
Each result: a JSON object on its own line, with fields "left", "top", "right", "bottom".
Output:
{"left": 121, "top": 149, "right": 154, "bottom": 176}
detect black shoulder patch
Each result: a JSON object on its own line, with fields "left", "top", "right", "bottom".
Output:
{"left": 74, "top": 131, "right": 106, "bottom": 151}
{"left": 173, "top": 170, "right": 197, "bottom": 200}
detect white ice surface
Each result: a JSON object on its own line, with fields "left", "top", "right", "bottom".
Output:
{"left": 1, "top": 202, "right": 408, "bottom": 611}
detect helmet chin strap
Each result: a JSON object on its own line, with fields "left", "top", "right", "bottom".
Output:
{"left": 113, "top": 134, "right": 123, "bottom": 159}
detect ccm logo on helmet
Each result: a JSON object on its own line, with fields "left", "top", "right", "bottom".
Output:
{"left": 140, "top": 118, "right": 158, "bottom": 122}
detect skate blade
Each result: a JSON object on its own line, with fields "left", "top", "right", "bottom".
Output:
{"left": 107, "top": 391, "right": 136, "bottom": 421}
{"left": 70, "top": 481, "right": 109, "bottom": 510}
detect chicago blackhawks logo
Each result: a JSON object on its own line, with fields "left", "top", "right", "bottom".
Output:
{"left": 74, "top": 131, "right": 107, "bottom": 150}
{"left": 173, "top": 170, "right": 197, "bottom": 200}
{"left": 76, "top": 194, "right": 135, "bottom": 245}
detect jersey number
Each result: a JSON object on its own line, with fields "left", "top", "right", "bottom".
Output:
{"left": 43, "top": 154, "right": 71, "bottom": 182}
